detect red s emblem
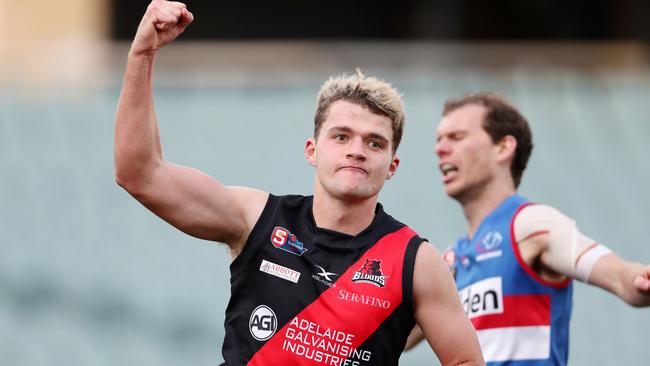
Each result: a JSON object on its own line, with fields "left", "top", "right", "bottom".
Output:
{"left": 271, "top": 227, "right": 288, "bottom": 247}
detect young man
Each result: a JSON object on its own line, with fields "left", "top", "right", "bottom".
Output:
{"left": 406, "top": 92, "right": 650, "bottom": 364}
{"left": 114, "top": 1, "right": 484, "bottom": 365}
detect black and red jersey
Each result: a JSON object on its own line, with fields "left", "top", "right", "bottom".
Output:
{"left": 221, "top": 194, "right": 424, "bottom": 366}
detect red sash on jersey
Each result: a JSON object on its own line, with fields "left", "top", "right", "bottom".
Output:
{"left": 247, "top": 226, "right": 416, "bottom": 365}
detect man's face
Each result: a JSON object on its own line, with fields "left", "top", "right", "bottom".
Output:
{"left": 305, "top": 100, "right": 399, "bottom": 202}
{"left": 435, "top": 104, "right": 501, "bottom": 201}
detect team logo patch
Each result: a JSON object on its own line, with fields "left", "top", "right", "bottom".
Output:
{"left": 270, "top": 227, "right": 307, "bottom": 256}
{"left": 249, "top": 305, "right": 277, "bottom": 341}
{"left": 477, "top": 231, "right": 503, "bottom": 252}
{"left": 259, "top": 259, "right": 301, "bottom": 283}
{"left": 312, "top": 265, "right": 338, "bottom": 288}
{"left": 475, "top": 231, "right": 503, "bottom": 262}
{"left": 351, "top": 258, "right": 386, "bottom": 287}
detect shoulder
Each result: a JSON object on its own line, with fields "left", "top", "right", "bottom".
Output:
{"left": 377, "top": 203, "right": 417, "bottom": 236}
{"left": 415, "top": 240, "right": 440, "bottom": 255}
{"left": 413, "top": 242, "right": 447, "bottom": 278}
{"left": 241, "top": 193, "right": 315, "bottom": 234}
{"left": 514, "top": 202, "right": 573, "bottom": 239}
{"left": 517, "top": 202, "right": 568, "bottom": 220}
{"left": 412, "top": 241, "right": 460, "bottom": 302}
{"left": 272, "top": 193, "right": 311, "bottom": 207}
{"left": 227, "top": 186, "right": 270, "bottom": 218}
{"left": 244, "top": 193, "right": 309, "bottom": 212}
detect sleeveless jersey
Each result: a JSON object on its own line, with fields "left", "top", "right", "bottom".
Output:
{"left": 221, "top": 194, "right": 424, "bottom": 366}
{"left": 443, "top": 195, "right": 573, "bottom": 366}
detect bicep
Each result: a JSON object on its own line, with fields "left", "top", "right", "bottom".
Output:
{"left": 128, "top": 162, "right": 268, "bottom": 246}
{"left": 413, "top": 243, "right": 483, "bottom": 365}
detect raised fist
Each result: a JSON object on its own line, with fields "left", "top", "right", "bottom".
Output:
{"left": 131, "top": 0, "right": 193, "bottom": 55}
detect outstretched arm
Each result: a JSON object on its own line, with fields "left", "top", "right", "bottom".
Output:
{"left": 412, "top": 243, "right": 484, "bottom": 365}
{"left": 515, "top": 204, "right": 650, "bottom": 307}
{"left": 114, "top": 0, "right": 267, "bottom": 252}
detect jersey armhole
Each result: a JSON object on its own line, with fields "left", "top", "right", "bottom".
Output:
{"left": 402, "top": 236, "right": 424, "bottom": 312}
{"left": 228, "top": 194, "right": 279, "bottom": 279}
{"left": 510, "top": 202, "right": 572, "bottom": 289}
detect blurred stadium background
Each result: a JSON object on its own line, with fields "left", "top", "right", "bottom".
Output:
{"left": 1, "top": 0, "right": 649, "bottom": 364}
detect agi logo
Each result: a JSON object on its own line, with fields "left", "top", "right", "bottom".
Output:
{"left": 249, "top": 305, "right": 277, "bottom": 341}
{"left": 271, "top": 227, "right": 308, "bottom": 256}
{"left": 351, "top": 258, "right": 386, "bottom": 287}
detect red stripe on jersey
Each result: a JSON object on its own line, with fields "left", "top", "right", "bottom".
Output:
{"left": 247, "top": 226, "right": 416, "bottom": 365}
{"left": 472, "top": 294, "right": 550, "bottom": 330}
{"left": 510, "top": 203, "right": 572, "bottom": 289}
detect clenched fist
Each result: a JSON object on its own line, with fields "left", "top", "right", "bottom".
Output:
{"left": 131, "top": 0, "right": 194, "bottom": 56}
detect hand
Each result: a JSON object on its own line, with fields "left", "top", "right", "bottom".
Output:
{"left": 633, "top": 265, "right": 650, "bottom": 293}
{"left": 131, "top": 0, "right": 194, "bottom": 56}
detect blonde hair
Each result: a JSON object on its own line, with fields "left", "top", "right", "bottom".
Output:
{"left": 314, "top": 69, "right": 405, "bottom": 153}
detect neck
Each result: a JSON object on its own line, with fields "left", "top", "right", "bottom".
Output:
{"left": 312, "top": 187, "right": 378, "bottom": 237}
{"left": 459, "top": 179, "right": 516, "bottom": 239}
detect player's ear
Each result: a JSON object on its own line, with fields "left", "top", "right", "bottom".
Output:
{"left": 305, "top": 138, "right": 317, "bottom": 167}
{"left": 386, "top": 154, "right": 400, "bottom": 180}
{"left": 496, "top": 135, "right": 517, "bottom": 164}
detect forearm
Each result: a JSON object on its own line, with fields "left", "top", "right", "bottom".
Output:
{"left": 590, "top": 255, "right": 650, "bottom": 307}
{"left": 114, "top": 51, "right": 162, "bottom": 188}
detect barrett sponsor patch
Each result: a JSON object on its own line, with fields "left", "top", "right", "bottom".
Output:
{"left": 259, "top": 259, "right": 301, "bottom": 283}
{"left": 271, "top": 226, "right": 308, "bottom": 256}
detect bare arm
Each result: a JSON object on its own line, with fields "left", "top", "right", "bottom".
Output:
{"left": 114, "top": 0, "right": 267, "bottom": 252}
{"left": 515, "top": 205, "right": 650, "bottom": 307}
{"left": 586, "top": 254, "right": 650, "bottom": 307}
{"left": 531, "top": 234, "right": 650, "bottom": 307}
{"left": 412, "top": 242, "right": 484, "bottom": 366}
{"left": 404, "top": 324, "right": 424, "bottom": 351}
